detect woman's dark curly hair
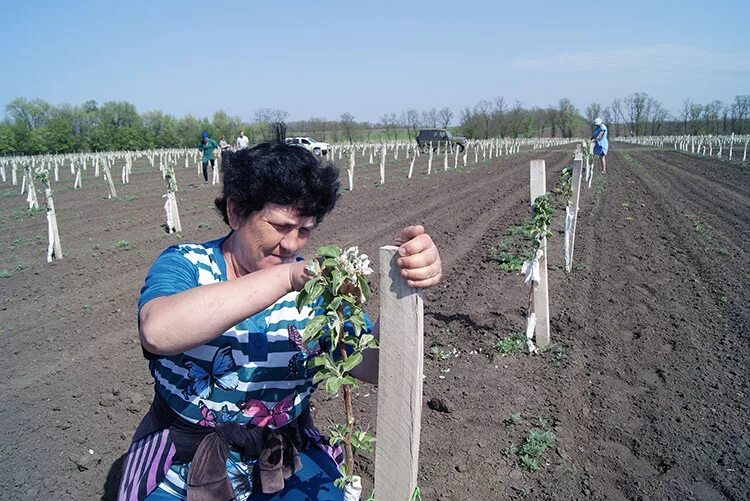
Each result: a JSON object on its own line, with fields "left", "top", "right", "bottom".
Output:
{"left": 214, "top": 142, "right": 340, "bottom": 225}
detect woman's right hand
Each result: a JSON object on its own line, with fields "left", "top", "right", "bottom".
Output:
{"left": 288, "top": 260, "right": 313, "bottom": 291}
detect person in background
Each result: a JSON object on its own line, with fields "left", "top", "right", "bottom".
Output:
{"left": 219, "top": 135, "right": 231, "bottom": 152}
{"left": 236, "top": 130, "right": 250, "bottom": 150}
{"left": 591, "top": 118, "right": 609, "bottom": 173}
{"left": 199, "top": 131, "right": 219, "bottom": 184}
{"left": 117, "top": 137, "right": 442, "bottom": 500}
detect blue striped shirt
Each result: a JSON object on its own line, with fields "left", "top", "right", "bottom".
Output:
{"left": 138, "top": 236, "right": 368, "bottom": 429}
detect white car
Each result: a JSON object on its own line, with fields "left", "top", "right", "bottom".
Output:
{"left": 285, "top": 136, "right": 330, "bottom": 156}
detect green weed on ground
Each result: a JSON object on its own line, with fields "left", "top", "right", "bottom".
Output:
{"left": 518, "top": 427, "right": 556, "bottom": 471}
{"left": 13, "top": 207, "right": 45, "bottom": 220}
{"left": 508, "top": 416, "right": 556, "bottom": 472}
{"left": 491, "top": 225, "right": 533, "bottom": 272}
{"left": 495, "top": 331, "right": 526, "bottom": 355}
{"left": 114, "top": 240, "right": 135, "bottom": 251}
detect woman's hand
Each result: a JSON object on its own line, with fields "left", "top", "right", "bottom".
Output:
{"left": 287, "top": 259, "right": 313, "bottom": 291}
{"left": 393, "top": 225, "right": 442, "bottom": 288}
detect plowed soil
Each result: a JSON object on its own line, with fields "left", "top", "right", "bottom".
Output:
{"left": 0, "top": 146, "right": 748, "bottom": 500}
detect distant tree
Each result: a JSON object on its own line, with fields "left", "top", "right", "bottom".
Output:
{"left": 5, "top": 97, "right": 53, "bottom": 130}
{"left": 340, "top": 112, "right": 356, "bottom": 144}
{"left": 473, "top": 99, "right": 493, "bottom": 139}
{"left": 420, "top": 108, "right": 438, "bottom": 128}
{"left": 702, "top": 100, "right": 723, "bottom": 135}
{"left": 731, "top": 95, "right": 750, "bottom": 133}
{"left": 46, "top": 104, "right": 76, "bottom": 153}
{"left": 649, "top": 102, "right": 670, "bottom": 135}
{"left": 379, "top": 113, "right": 399, "bottom": 141}
{"left": 458, "top": 107, "right": 480, "bottom": 139}
{"left": 528, "top": 106, "right": 548, "bottom": 137}
{"left": 557, "top": 98, "right": 578, "bottom": 138}
{"left": 212, "top": 110, "right": 243, "bottom": 140}
{"left": 143, "top": 110, "right": 179, "bottom": 149}
{"left": 493, "top": 97, "right": 506, "bottom": 137}
{"left": 610, "top": 98, "right": 625, "bottom": 136}
{"left": 438, "top": 107, "right": 453, "bottom": 128}
{"left": 585, "top": 103, "right": 602, "bottom": 124}
{"left": 680, "top": 99, "right": 693, "bottom": 134}
{"left": 506, "top": 100, "right": 525, "bottom": 138}
{"left": 601, "top": 107, "right": 614, "bottom": 133}
{"left": 687, "top": 103, "right": 703, "bottom": 134}
{"left": 0, "top": 121, "right": 16, "bottom": 153}
{"left": 403, "top": 109, "right": 420, "bottom": 140}
{"left": 253, "top": 108, "right": 289, "bottom": 141}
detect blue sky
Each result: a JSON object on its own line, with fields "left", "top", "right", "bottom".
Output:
{"left": 2, "top": 0, "right": 748, "bottom": 122}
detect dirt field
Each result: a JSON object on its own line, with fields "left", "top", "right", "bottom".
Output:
{"left": 0, "top": 145, "right": 748, "bottom": 500}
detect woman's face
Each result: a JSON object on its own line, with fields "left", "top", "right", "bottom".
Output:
{"left": 226, "top": 201, "right": 316, "bottom": 275}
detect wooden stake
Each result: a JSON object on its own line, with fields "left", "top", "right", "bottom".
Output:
{"left": 530, "top": 160, "right": 550, "bottom": 347}
{"left": 374, "top": 245, "right": 424, "bottom": 501}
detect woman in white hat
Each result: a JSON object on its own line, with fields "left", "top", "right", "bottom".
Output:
{"left": 591, "top": 118, "right": 608, "bottom": 173}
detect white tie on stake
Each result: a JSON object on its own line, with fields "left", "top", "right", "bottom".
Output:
{"left": 563, "top": 206, "right": 574, "bottom": 271}
{"left": 525, "top": 313, "right": 539, "bottom": 354}
{"left": 522, "top": 249, "right": 543, "bottom": 287}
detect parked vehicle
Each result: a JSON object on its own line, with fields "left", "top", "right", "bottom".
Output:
{"left": 416, "top": 129, "right": 467, "bottom": 153}
{"left": 285, "top": 136, "right": 330, "bottom": 156}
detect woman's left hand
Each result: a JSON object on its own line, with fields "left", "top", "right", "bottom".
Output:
{"left": 393, "top": 225, "right": 442, "bottom": 289}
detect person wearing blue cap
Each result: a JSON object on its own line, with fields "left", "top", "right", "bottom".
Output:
{"left": 591, "top": 118, "right": 608, "bottom": 173}
{"left": 199, "top": 132, "right": 219, "bottom": 183}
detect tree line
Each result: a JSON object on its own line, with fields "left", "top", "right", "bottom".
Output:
{"left": 2, "top": 93, "right": 748, "bottom": 155}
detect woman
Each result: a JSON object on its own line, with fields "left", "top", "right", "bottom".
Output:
{"left": 591, "top": 118, "right": 609, "bottom": 173}
{"left": 199, "top": 131, "right": 219, "bottom": 183}
{"left": 118, "top": 141, "right": 442, "bottom": 500}
{"left": 219, "top": 135, "right": 231, "bottom": 152}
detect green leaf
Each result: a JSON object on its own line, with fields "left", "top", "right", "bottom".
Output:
{"left": 328, "top": 296, "right": 343, "bottom": 313}
{"left": 342, "top": 351, "right": 363, "bottom": 372}
{"left": 312, "top": 369, "right": 331, "bottom": 384}
{"left": 317, "top": 245, "right": 342, "bottom": 258}
{"left": 305, "top": 259, "right": 321, "bottom": 276}
{"left": 326, "top": 376, "right": 343, "bottom": 394}
{"left": 343, "top": 334, "right": 359, "bottom": 347}
{"left": 295, "top": 290, "right": 310, "bottom": 312}
{"left": 303, "top": 315, "right": 327, "bottom": 342}
{"left": 313, "top": 354, "right": 338, "bottom": 373}
{"left": 359, "top": 333, "right": 379, "bottom": 350}
{"left": 347, "top": 315, "right": 364, "bottom": 337}
{"left": 341, "top": 375, "right": 358, "bottom": 387}
{"left": 309, "top": 281, "right": 325, "bottom": 303}
{"left": 322, "top": 257, "right": 339, "bottom": 270}
{"left": 357, "top": 275, "right": 371, "bottom": 303}
{"left": 303, "top": 277, "right": 320, "bottom": 295}
{"left": 351, "top": 430, "right": 376, "bottom": 452}
{"left": 331, "top": 269, "right": 344, "bottom": 294}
